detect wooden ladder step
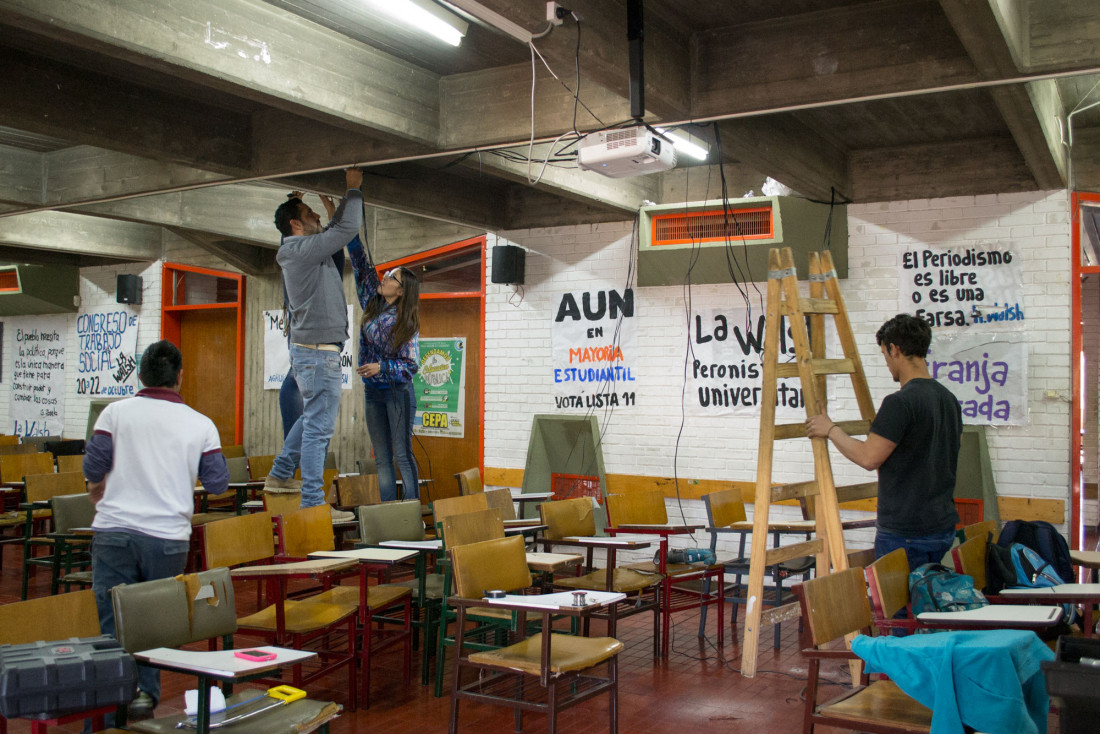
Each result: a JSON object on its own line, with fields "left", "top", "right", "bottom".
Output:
{"left": 781, "top": 297, "right": 839, "bottom": 316}
{"left": 770, "top": 480, "right": 878, "bottom": 504}
{"left": 760, "top": 601, "right": 802, "bottom": 628}
{"left": 776, "top": 358, "right": 855, "bottom": 378}
{"left": 764, "top": 538, "right": 822, "bottom": 565}
{"left": 773, "top": 419, "right": 871, "bottom": 440}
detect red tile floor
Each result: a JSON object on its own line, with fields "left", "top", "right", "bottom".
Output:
{"left": 4, "top": 540, "right": 1069, "bottom": 734}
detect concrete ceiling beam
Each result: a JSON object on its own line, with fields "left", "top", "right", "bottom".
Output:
{"left": 0, "top": 0, "right": 440, "bottom": 145}
{"left": 0, "top": 211, "right": 163, "bottom": 260}
{"left": 939, "top": 0, "right": 1065, "bottom": 189}
{"left": 461, "top": 0, "right": 691, "bottom": 120}
{"left": 0, "top": 47, "right": 252, "bottom": 175}
{"left": 692, "top": 0, "right": 979, "bottom": 119}
{"left": 715, "top": 118, "right": 850, "bottom": 203}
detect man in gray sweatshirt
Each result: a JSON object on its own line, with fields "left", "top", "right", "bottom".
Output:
{"left": 266, "top": 167, "right": 362, "bottom": 520}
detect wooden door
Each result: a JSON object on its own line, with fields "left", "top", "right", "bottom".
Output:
{"left": 414, "top": 297, "right": 480, "bottom": 504}
{"left": 178, "top": 309, "right": 237, "bottom": 443}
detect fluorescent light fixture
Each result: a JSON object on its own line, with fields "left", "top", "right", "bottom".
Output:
{"left": 364, "top": 0, "right": 468, "bottom": 47}
{"left": 655, "top": 127, "right": 709, "bottom": 161}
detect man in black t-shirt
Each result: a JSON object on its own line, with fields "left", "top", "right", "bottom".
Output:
{"left": 806, "top": 314, "right": 962, "bottom": 570}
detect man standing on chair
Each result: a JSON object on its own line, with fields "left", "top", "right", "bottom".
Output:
{"left": 805, "top": 313, "right": 962, "bottom": 570}
{"left": 85, "top": 340, "right": 230, "bottom": 719}
{"left": 265, "top": 168, "right": 362, "bottom": 522}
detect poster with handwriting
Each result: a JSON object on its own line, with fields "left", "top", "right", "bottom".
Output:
{"left": 413, "top": 338, "right": 466, "bottom": 438}
{"left": 551, "top": 289, "right": 637, "bottom": 410}
{"left": 688, "top": 307, "right": 806, "bottom": 419}
{"left": 74, "top": 306, "right": 138, "bottom": 398}
{"left": 262, "top": 308, "right": 355, "bottom": 391}
{"left": 928, "top": 332, "right": 1027, "bottom": 426}
{"left": 898, "top": 244, "right": 1023, "bottom": 329}
{"left": 10, "top": 315, "right": 68, "bottom": 436}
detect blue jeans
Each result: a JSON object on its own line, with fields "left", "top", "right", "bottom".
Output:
{"left": 272, "top": 344, "right": 342, "bottom": 508}
{"left": 363, "top": 382, "right": 418, "bottom": 502}
{"left": 875, "top": 528, "right": 956, "bottom": 570}
{"left": 279, "top": 369, "right": 303, "bottom": 441}
{"left": 92, "top": 531, "right": 190, "bottom": 705}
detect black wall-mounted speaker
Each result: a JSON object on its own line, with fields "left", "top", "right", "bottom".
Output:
{"left": 491, "top": 245, "right": 525, "bottom": 284}
{"left": 117, "top": 274, "right": 143, "bottom": 305}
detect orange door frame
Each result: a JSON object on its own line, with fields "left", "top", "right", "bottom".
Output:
{"left": 160, "top": 262, "right": 246, "bottom": 445}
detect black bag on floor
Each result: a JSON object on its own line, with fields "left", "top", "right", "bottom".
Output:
{"left": 998, "top": 520, "right": 1073, "bottom": 582}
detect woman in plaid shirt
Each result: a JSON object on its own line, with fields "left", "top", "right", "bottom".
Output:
{"left": 349, "top": 236, "right": 422, "bottom": 502}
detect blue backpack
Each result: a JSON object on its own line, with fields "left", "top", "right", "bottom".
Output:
{"left": 909, "top": 563, "right": 989, "bottom": 614}
{"left": 998, "top": 520, "right": 1073, "bottom": 583}
{"left": 1009, "top": 543, "right": 1063, "bottom": 588}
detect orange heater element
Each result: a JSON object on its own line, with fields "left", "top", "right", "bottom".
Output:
{"left": 649, "top": 207, "right": 774, "bottom": 247}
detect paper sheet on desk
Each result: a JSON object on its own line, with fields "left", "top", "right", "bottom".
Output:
{"left": 136, "top": 646, "right": 313, "bottom": 677}
{"left": 485, "top": 591, "right": 626, "bottom": 610}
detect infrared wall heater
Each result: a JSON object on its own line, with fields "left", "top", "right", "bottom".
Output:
{"left": 637, "top": 196, "right": 848, "bottom": 287}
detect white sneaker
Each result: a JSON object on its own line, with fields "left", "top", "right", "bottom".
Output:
{"left": 330, "top": 506, "right": 355, "bottom": 522}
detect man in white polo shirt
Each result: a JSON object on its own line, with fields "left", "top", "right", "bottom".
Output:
{"left": 84, "top": 340, "right": 229, "bottom": 719}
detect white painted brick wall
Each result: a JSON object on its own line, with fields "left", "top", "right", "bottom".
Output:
{"left": 484, "top": 190, "right": 1072, "bottom": 549}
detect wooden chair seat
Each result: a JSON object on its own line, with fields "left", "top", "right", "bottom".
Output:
{"left": 820, "top": 679, "right": 931, "bottom": 730}
{"left": 311, "top": 583, "right": 411, "bottom": 610}
{"left": 237, "top": 598, "right": 359, "bottom": 635}
{"left": 556, "top": 568, "right": 661, "bottom": 594}
{"left": 468, "top": 632, "right": 624, "bottom": 676}
{"left": 619, "top": 559, "right": 703, "bottom": 577}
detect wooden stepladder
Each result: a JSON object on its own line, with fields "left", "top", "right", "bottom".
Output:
{"left": 740, "top": 247, "right": 877, "bottom": 678}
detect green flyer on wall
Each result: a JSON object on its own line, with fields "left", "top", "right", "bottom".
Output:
{"left": 413, "top": 337, "right": 466, "bottom": 438}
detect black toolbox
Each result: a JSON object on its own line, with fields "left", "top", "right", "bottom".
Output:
{"left": 1042, "top": 635, "right": 1100, "bottom": 734}
{"left": 0, "top": 636, "right": 136, "bottom": 719}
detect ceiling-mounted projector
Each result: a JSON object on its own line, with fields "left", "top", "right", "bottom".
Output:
{"left": 577, "top": 126, "right": 677, "bottom": 178}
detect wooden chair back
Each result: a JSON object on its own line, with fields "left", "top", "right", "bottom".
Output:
{"left": 432, "top": 492, "right": 488, "bottom": 527}
{"left": 702, "top": 488, "right": 747, "bottom": 527}
{"left": 278, "top": 504, "right": 335, "bottom": 559}
{"left": 539, "top": 497, "right": 596, "bottom": 540}
{"left": 483, "top": 488, "right": 516, "bottom": 521}
{"left": 225, "top": 456, "right": 250, "bottom": 484}
{"left": 358, "top": 500, "right": 424, "bottom": 544}
{"left": 0, "top": 434, "right": 19, "bottom": 446}
{"left": 454, "top": 468, "right": 483, "bottom": 495}
{"left": 0, "top": 589, "right": 100, "bottom": 645}
{"left": 952, "top": 535, "right": 989, "bottom": 590}
{"left": 202, "top": 511, "right": 274, "bottom": 569}
{"left": 961, "top": 520, "right": 999, "bottom": 544}
{"left": 864, "top": 548, "right": 911, "bottom": 620}
{"left": 263, "top": 492, "right": 302, "bottom": 519}
{"left": 450, "top": 535, "right": 532, "bottom": 598}
{"left": 796, "top": 567, "right": 873, "bottom": 646}
{"left": 221, "top": 444, "right": 246, "bottom": 459}
{"left": 25, "top": 471, "right": 86, "bottom": 503}
{"left": 846, "top": 547, "right": 876, "bottom": 570}
{"left": 605, "top": 490, "right": 667, "bottom": 526}
{"left": 248, "top": 454, "right": 276, "bottom": 481}
{"left": 55, "top": 454, "right": 85, "bottom": 475}
{"left": 337, "top": 473, "right": 381, "bottom": 508}
{"left": 0, "top": 443, "right": 37, "bottom": 455}
{"left": 1, "top": 452, "right": 56, "bottom": 483}
{"left": 441, "top": 508, "right": 505, "bottom": 550}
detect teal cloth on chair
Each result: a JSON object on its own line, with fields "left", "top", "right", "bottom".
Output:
{"left": 851, "top": 629, "right": 1054, "bottom": 734}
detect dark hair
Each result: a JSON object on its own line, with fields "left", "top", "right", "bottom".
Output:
{"left": 139, "top": 340, "right": 183, "bottom": 388}
{"left": 274, "top": 198, "right": 304, "bottom": 237}
{"left": 362, "top": 267, "right": 421, "bottom": 352}
{"left": 875, "top": 314, "right": 932, "bottom": 359}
